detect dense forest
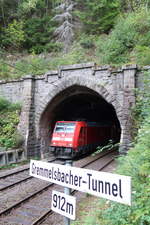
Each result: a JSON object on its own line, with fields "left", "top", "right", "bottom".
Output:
{"left": 0, "top": 1, "right": 150, "bottom": 224}
{"left": 1, "top": 0, "right": 150, "bottom": 79}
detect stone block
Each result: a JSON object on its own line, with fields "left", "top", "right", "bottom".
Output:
{"left": 6, "top": 151, "right": 16, "bottom": 164}
{"left": 0, "top": 147, "right": 6, "bottom": 152}
{"left": 0, "top": 152, "right": 6, "bottom": 166}
{"left": 16, "top": 149, "right": 25, "bottom": 162}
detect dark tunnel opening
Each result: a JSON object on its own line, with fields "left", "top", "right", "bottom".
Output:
{"left": 39, "top": 85, "right": 121, "bottom": 157}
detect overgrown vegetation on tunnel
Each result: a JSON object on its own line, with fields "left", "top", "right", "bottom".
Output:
{"left": 77, "top": 71, "right": 150, "bottom": 225}
{"left": 1, "top": 1, "right": 150, "bottom": 223}
{"left": 0, "top": 98, "right": 23, "bottom": 149}
{"left": 1, "top": 4, "right": 150, "bottom": 79}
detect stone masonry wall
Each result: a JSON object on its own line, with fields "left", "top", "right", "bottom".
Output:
{"left": 0, "top": 63, "right": 145, "bottom": 158}
{"left": 0, "top": 79, "right": 24, "bottom": 103}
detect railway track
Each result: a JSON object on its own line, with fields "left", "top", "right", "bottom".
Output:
{"left": 0, "top": 158, "right": 61, "bottom": 192}
{"left": 0, "top": 150, "right": 118, "bottom": 225}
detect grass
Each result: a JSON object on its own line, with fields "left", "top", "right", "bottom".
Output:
{"left": 0, "top": 160, "right": 29, "bottom": 171}
{"left": 71, "top": 195, "right": 107, "bottom": 225}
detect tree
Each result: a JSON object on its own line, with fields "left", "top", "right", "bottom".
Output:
{"left": 76, "top": 0, "right": 120, "bottom": 34}
{"left": 52, "top": 0, "right": 75, "bottom": 52}
{"left": 120, "top": 0, "right": 150, "bottom": 12}
{"left": 2, "top": 20, "right": 25, "bottom": 51}
{"left": 0, "top": 0, "right": 19, "bottom": 26}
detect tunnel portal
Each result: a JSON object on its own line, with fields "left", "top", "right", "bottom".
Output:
{"left": 39, "top": 85, "right": 121, "bottom": 157}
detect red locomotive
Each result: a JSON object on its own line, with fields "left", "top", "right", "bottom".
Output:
{"left": 50, "top": 120, "right": 117, "bottom": 159}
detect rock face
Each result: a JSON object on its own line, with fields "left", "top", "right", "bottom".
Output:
{"left": 0, "top": 63, "right": 143, "bottom": 158}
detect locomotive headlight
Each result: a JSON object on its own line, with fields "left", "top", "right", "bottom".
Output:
{"left": 66, "top": 148, "right": 72, "bottom": 153}
{"left": 50, "top": 147, "right": 55, "bottom": 152}
{"left": 69, "top": 143, "right": 72, "bottom": 147}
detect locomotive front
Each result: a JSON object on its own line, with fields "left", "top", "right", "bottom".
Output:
{"left": 50, "top": 120, "right": 116, "bottom": 160}
{"left": 50, "top": 121, "right": 77, "bottom": 159}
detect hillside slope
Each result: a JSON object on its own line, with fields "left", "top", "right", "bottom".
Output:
{"left": 1, "top": 2, "right": 150, "bottom": 79}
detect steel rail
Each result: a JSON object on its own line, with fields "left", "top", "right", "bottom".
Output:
{"left": 0, "top": 150, "right": 117, "bottom": 220}
{"left": 0, "top": 158, "right": 58, "bottom": 191}
{"left": 31, "top": 155, "right": 116, "bottom": 225}
{"left": 0, "top": 158, "right": 57, "bottom": 179}
{"left": 0, "top": 167, "right": 29, "bottom": 179}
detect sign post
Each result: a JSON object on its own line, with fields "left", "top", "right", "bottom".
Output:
{"left": 30, "top": 159, "right": 132, "bottom": 223}
{"left": 64, "top": 160, "right": 73, "bottom": 225}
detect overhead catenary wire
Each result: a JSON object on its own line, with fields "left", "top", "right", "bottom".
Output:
{"left": 1, "top": 60, "right": 27, "bottom": 74}
{"left": 0, "top": 57, "right": 48, "bottom": 77}
{"left": 0, "top": 46, "right": 42, "bottom": 71}
{"left": 0, "top": 51, "right": 48, "bottom": 76}
{"left": 0, "top": 59, "right": 60, "bottom": 84}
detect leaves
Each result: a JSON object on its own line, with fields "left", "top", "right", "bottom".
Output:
{"left": 0, "top": 98, "right": 21, "bottom": 149}
{"left": 95, "top": 8, "right": 150, "bottom": 65}
{"left": 100, "top": 71, "right": 150, "bottom": 225}
{"left": 2, "top": 20, "right": 25, "bottom": 50}
{"left": 76, "top": 0, "right": 120, "bottom": 34}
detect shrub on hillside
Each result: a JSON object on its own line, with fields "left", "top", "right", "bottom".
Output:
{"left": 23, "top": 16, "right": 58, "bottom": 54}
{"left": 100, "top": 115, "right": 150, "bottom": 225}
{"left": 1, "top": 20, "right": 25, "bottom": 51}
{"left": 96, "top": 8, "right": 150, "bottom": 65}
{"left": 76, "top": 0, "right": 120, "bottom": 34}
{"left": 0, "top": 98, "right": 22, "bottom": 149}
{"left": 98, "top": 71, "right": 150, "bottom": 225}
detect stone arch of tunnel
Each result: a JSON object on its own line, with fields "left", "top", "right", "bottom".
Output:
{"left": 39, "top": 85, "right": 121, "bottom": 158}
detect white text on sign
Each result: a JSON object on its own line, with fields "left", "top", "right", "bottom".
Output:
{"left": 30, "top": 160, "right": 131, "bottom": 205}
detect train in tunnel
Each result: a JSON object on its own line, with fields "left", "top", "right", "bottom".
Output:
{"left": 50, "top": 120, "right": 119, "bottom": 159}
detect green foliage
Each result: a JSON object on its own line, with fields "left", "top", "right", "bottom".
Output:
{"left": 17, "top": 0, "right": 54, "bottom": 17}
{"left": 120, "top": 0, "right": 150, "bottom": 12}
{"left": 1, "top": 3, "right": 150, "bottom": 78}
{"left": 18, "top": 0, "right": 39, "bottom": 14}
{"left": 133, "top": 45, "right": 150, "bottom": 65}
{"left": 0, "top": 98, "right": 22, "bottom": 149}
{"left": 0, "top": 41, "right": 89, "bottom": 79}
{"left": 0, "top": 98, "right": 11, "bottom": 111}
{"left": 132, "top": 71, "right": 150, "bottom": 134}
{"left": 0, "top": 0, "right": 57, "bottom": 53}
{"left": 101, "top": 119, "right": 150, "bottom": 225}
{"left": 13, "top": 55, "right": 52, "bottom": 78}
{"left": 2, "top": 20, "right": 25, "bottom": 50}
{"left": 0, "top": 159, "right": 29, "bottom": 170}
{"left": 76, "top": 0, "right": 120, "bottom": 34}
{"left": 98, "top": 71, "right": 150, "bottom": 225}
{"left": 23, "top": 16, "right": 58, "bottom": 54}
{"left": 92, "top": 140, "right": 119, "bottom": 156}
{"left": 46, "top": 42, "right": 89, "bottom": 69}
{"left": 96, "top": 8, "right": 150, "bottom": 65}
{"left": 0, "top": 0, "right": 19, "bottom": 26}
{"left": 0, "top": 60, "right": 12, "bottom": 79}
{"left": 78, "top": 34, "right": 97, "bottom": 49}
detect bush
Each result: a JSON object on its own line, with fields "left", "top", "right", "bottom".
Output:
{"left": 76, "top": 0, "right": 120, "bottom": 34}
{"left": 96, "top": 8, "right": 150, "bottom": 65}
{"left": 79, "top": 34, "right": 97, "bottom": 49}
{"left": 0, "top": 42, "right": 88, "bottom": 79}
{"left": 2, "top": 20, "right": 25, "bottom": 51}
{"left": 132, "top": 71, "right": 150, "bottom": 130}
{"left": 23, "top": 16, "right": 57, "bottom": 54}
{"left": 0, "top": 98, "right": 22, "bottom": 149}
{"left": 101, "top": 116, "right": 150, "bottom": 225}
{"left": 0, "top": 98, "right": 10, "bottom": 111}
{"left": 133, "top": 45, "right": 150, "bottom": 65}
{"left": 99, "top": 71, "right": 150, "bottom": 225}
{"left": 0, "top": 60, "right": 11, "bottom": 79}
{"left": 46, "top": 42, "right": 89, "bottom": 69}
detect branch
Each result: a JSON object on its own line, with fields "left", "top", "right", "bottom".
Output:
{"left": 52, "top": 12, "right": 72, "bottom": 22}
